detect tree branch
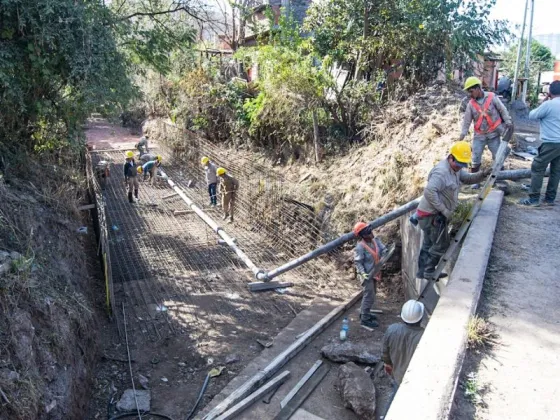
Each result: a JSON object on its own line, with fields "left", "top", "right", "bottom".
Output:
{"left": 116, "top": 5, "right": 199, "bottom": 22}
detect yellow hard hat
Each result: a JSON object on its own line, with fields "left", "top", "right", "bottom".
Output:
{"left": 463, "top": 76, "right": 482, "bottom": 91}
{"left": 216, "top": 167, "right": 226, "bottom": 176}
{"left": 201, "top": 156, "right": 209, "bottom": 165}
{"left": 137, "top": 166, "right": 143, "bottom": 174}
{"left": 156, "top": 155, "right": 162, "bottom": 162}
{"left": 126, "top": 151, "right": 134, "bottom": 158}
{"left": 450, "top": 141, "right": 472, "bottom": 164}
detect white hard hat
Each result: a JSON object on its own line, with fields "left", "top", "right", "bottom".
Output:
{"left": 401, "top": 300, "right": 425, "bottom": 324}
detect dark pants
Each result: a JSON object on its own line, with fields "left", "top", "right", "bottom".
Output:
{"left": 208, "top": 183, "right": 217, "bottom": 205}
{"left": 529, "top": 143, "right": 560, "bottom": 202}
{"left": 417, "top": 215, "right": 450, "bottom": 278}
{"left": 360, "top": 275, "right": 376, "bottom": 315}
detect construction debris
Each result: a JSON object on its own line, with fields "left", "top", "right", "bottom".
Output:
{"left": 321, "top": 342, "right": 381, "bottom": 365}
{"left": 280, "top": 360, "right": 323, "bottom": 408}
{"left": 337, "top": 363, "right": 376, "bottom": 420}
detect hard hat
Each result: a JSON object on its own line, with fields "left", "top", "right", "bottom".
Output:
{"left": 450, "top": 141, "right": 472, "bottom": 165}
{"left": 156, "top": 155, "right": 162, "bottom": 162}
{"left": 137, "top": 166, "right": 143, "bottom": 174}
{"left": 201, "top": 156, "right": 209, "bottom": 165}
{"left": 463, "top": 76, "right": 482, "bottom": 91}
{"left": 216, "top": 167, "right": 226, "bottom": 176}
{"left": 401, "top": 300, "right": 425, "bottom": 324}
{"left": 353, "top": 221, "right": 371, "bottom": 237}
{"left": 126, "top": 151, "right": 134, "bottom": 158}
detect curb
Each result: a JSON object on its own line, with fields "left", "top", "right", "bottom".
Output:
{"left": 386, "top": 190, "right": 504, "bottom": 420}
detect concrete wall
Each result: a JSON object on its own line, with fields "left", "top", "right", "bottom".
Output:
{"left": 388, "top": 190, "right": 504, "bottom": 420}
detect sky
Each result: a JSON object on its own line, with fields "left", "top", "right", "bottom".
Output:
{"left": 490, "top": 0, "right": 558, "bottom": 37}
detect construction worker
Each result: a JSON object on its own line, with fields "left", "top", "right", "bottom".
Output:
{"left": 460, "top": 77, "right": 512, "bottom": 185}
{"left": 353, "top": 222, "right": 386, "bottom": 330}
{"left": 381, "top": 300, "right": 425, "bottom": 414}
{"left": 201, "top": 156, "right": 218, "bottom": 207}
{"left": 519, "top": 80, "right": 560, "bottom": 207}
{"left": 217, "top": 167, "right": 239, "bottom": 223}
{"left": 138, "top": 156, "right": 162, "bottom": 185}
{"left": 497, "top": 74, "right": 512, "bottom": 101}
{"left": 123, "top": 151, "right": 139, "bottom": 203}
{"left": 415, "top": 141, "right": 490, "bottom": 280}
{"left": 135, "top": 134, "right": 149, "bottom": 156}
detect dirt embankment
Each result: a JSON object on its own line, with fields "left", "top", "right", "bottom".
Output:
{"left": 0, "top": 157, "right": 101, "bottom": 419}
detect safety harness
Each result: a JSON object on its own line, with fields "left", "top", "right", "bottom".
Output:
{"left": 470, "top": 92, "right": 502, "bottom": 134}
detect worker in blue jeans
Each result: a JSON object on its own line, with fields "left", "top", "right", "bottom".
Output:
{"left": 519, "top": 80, "right": 560, "bottom": 207}
{"left": 201, "top": 156, "right": 218, "bottom": 207}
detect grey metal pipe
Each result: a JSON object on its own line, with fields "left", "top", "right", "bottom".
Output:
{"left": 256, "top": 198, "right": 422, "bottom": 281}
{"left": 497, "top": 167, "right": 549, "bottom": 181}
{"left": 161, "top": 171, "right": 265, "bottom": 278}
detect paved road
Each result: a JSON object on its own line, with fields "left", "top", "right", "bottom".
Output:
{"left": 464, "top": 201, "right": 560, "bottom": 419}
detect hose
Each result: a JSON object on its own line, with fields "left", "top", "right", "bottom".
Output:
{"left": 185, "top": 373, "right": 211, "bottom": 420}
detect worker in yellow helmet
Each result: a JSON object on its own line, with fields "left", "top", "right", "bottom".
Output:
{"left": 123, "top": 151, "right": 139, "bottom": 203}
{"left": 217, "top": 167, "right": 239, "bottom": 223}
{"left": 460, "top": 76, "right": 512, "bottom": 187}
{"left": 201, "top": 156, "right": 218, "bottom": 207}
{"left": 413, "top": 142, "right": 490, "bottom": 280}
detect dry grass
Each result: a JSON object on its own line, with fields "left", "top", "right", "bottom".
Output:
{"left": 467, "top": 315, "right": 498, "bottom": 349}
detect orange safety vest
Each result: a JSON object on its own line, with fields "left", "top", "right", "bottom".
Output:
{"left": 361, "top": 240, "right": 382, "bottom": 281}
{"left": 470, "top": 92, "right": 502, "bottom": 134}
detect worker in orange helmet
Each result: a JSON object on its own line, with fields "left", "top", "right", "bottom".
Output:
{"left": 353, "top": 221, "right": 386, "bottom": 330}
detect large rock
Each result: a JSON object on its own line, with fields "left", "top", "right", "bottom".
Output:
{"left": 116, "top": 389, "right": 151, "bottom": 412}
{"left": 337, "top": 362, "right": 376, "bottom": 420}
{"left": 321, "top": 342, "right": 380, "bottom": 365}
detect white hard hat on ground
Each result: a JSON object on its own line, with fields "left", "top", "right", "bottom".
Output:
{"left": 401, "top": 300, "right": 425, "bottom": 324}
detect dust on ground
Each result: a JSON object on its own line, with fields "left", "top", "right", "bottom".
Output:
{"left": 450, "top": 178, "right": 560, "bottom": 420}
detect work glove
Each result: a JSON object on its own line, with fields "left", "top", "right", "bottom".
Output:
{"left": 360, "top": 272, "right": 370, "bottom": 283}
{"left": 384, "top": 364, "right": 393, "bottom": 376}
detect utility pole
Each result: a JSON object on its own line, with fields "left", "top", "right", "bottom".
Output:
{"left": 511, "top": 0, "right": 529, "bottom": 101}
{"left": 521, "top": 0, "right": 535, "bottom": 102}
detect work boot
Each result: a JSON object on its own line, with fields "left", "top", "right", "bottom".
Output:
{"left": 134, "top": 189, "right": 139, "bottom": 200}
{"left": 222, "top": 213, "right": 229, "bottom": 221}
{"left": 423, "top": 270, "right": 448, "bottom": 281}
{"left": 128, "top": 192, "right": 134, "bottom": 203}
{"left": 360, "top": 314, "right": 378, "bottom": 330}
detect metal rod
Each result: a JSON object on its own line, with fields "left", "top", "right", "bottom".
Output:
{"left": 161, "top": 170, "right": 266, "bottom": 278}
{"left": 521, "top": 0, "right": 535, "bottom": 102}
{"left": 256, "top": 198, "right": 422, "bottom": 281}
{"left": 512, "top": 0, "right": 529, "bottom": 101}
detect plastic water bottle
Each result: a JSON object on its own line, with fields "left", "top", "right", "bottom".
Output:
{"left": 340, "top": 317, "right": 349, "bottom": 341}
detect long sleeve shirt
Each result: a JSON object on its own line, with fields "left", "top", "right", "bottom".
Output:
{"left": 460, "top": 92, "right": 511, "bottom": 138}
{"left": 382, "top": 323, "right": 424, "bottom": 385}
{"left": 142, "top": 160, "right": 158, "bottom": 173}
{"left": 354, "top": 238, "right": 386, "bottom": 276}
{"left": 218, "top": 174, "right": 239, "bottom": 195}
{"left": 528, "top": 97, "right": 560, "bottom": 143}
{"left": 123, "top": 160, "right": 137, "bottom": 178}
{"left": 417, "top": 159, "right": 485, "bottom": 218}
{"left": 205, "top": 162, "right": 218, "bottom": 185}
{"left": 137, "top": 137, "right": 149, "bottom": 150}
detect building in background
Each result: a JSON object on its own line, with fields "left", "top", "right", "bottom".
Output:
{"left": 534, "top": 33, "right": 560, "bottom": 57}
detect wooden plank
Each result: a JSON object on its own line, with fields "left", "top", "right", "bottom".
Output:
{"left": 280, "top": 360, "right": 323, "bottom": 408}
{"left": 202, "top": 291, "right": 362, "bottom": 420}
{"left": 174, "top": 209, "right": 195, "bottom": 216}
{"left": 273, "top": 364, "right": 330, "bottom": 420}
{"left": 248, "top": 282, "right": 294, "bottom": 292}
{"left": 162, "top": 192, "right": 179, "bottom": 200}
{"left": 214, "top": 371, "right": 291, "bottom": 420}
{"left": 78, "top": 204, "right": 96, "bottom": 211}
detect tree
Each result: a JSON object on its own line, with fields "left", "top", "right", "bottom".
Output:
{"left": 500, "top": 39, "right": 554, "bottom": 101}
{"left": 304, "top": 0, "right": 510, "bottom": 85}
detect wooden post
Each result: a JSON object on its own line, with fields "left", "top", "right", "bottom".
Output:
{"left": 312, "top": 109, "right": 320, "bottom": 164}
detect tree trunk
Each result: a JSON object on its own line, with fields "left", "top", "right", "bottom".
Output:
{"left": 312, "top": 109, "right": 321, "bottom": 164}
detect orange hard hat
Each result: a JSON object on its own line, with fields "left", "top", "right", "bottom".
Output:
{"left": 353, "top": 222, "right": 370, "bottom": 236}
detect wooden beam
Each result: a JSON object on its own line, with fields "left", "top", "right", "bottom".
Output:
{"left": 202, "top": 291, "right": 362, "bottom": 419}
{"left": 162, "top": 192, "right": 179, "bottom": 200}
{"left": 248, "top": 281, "right": 294, "bottom": 292}
{"left": 274, "top": 364, "right": 330, "bottom": 420}
{"left": 173, "top": 209, "right": 195, "bottom": 216}
{"left": 280, "top": 360, "right": 323, "bottom": 408}
{"left": 214, "top": 371, "right": 291, "bottom": 420}
{"left": 78, "top": 204, "right": 96, "bottom": 211}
